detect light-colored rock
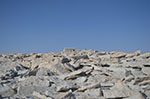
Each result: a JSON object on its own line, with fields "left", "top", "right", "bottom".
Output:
{"left": 56, "top": 81, "right": 79, "bottom": 92}
{"left": 110, "top": 52, "right": 127, "bottom": 58}
{"left": 0, "top": 84, "right": 16, "bottom": 97}
{"left": 138, "top": 53, "right": 150, "bottom": 59}
{"left": 124, "top": 75, "right": 134, "bottom": 83}
{"left": 72, "top": 55, "right": 89, "bottom": 60}
{"left": 54, "top": 92, "right": 75, "bottom": 99}
{"left": 32, "top": 91, "right": 52, "bottom": 99}
{"left": 142, "top": 67, "right": 150, "bottom": 75}
{"left": 145, "top": 90, "right": 150, "bottom": 99}
{"left": 82, "top": 89, "right": 101, "bottom": 98}
{"left": 138, "top": 80, "right": 150, "bottom": 86}
{"left": 36, "top": 67, "right": 55, "bottom": 76}
{"left": 75, "top": 77, "right": 87, "bottom": 83}
{"left": 126, "top": 53, "right": 137, "bottom": 58}
{"left": 134, "top": 76, "right": 150, "bottom": 85}
{"left": 63, "top": 63, "right": 75, "bottom": 71}
{"left": 98, "top": 52, "right": 107, "bottom": 55}
{"left": 61, "top": 66, "right": 93, "bottom": 80}
{"left": 63, "top": 48, "right": 76, "bottom": 53}
{"left": 143, "top": 63, "right": 150, "bottom": 67}
{"left": 0, "top": 49, "right": 150, "bottom": 98}
{"left": 102, "top": 81, "right": 133, "bottom": 98}
{"left": 100, "top": 82, "right": 114, "bottom": 87}
{"left": 77, "top": 82, "right": 100, "bottom": 92}
{"left": 125, "top": 91, "right": 146, "bottom": 99}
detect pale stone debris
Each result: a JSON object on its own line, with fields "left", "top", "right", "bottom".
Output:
{"left": 0, "top": 48, "right": 149, "bottom": 98}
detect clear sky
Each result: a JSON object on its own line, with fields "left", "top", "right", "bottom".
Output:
{"left": 0, "top": 0, "right": 150, "bottom": 54}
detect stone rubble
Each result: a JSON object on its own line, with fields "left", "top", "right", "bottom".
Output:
{"left": 0, "top": 48, "right": 150, "bottom": 99}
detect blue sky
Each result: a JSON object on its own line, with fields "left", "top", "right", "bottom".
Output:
{"left": 0, "top": 0, "right": 150, "bottom": 54}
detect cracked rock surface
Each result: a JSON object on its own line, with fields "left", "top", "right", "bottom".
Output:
{"left": 0, "top": 48, "right": 150, "bottom": 99}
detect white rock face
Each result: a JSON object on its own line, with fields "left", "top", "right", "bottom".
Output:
{"left": 0, "top": 48, "right": 149, "bottom": 99}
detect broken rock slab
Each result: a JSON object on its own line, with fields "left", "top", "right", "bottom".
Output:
{"left": 32, "top": 91, "right": 53, "bottom": 99}
{"left": 53, "top": 92, "right": 76, "bottom": 99}
{"left": 100, "top": 82, "right": 114, "bottom": 87}
{"left": 56, "top": 81, "right": 79, "bottom": 92}
{"left": 0, "top": 84, "right": 16, "bottom": 98}
{"left": 60, "top": 66, "right": 93, "bottom": 80}
{"left": 102, "top": 81, "right": 133, "bottom": 98}
{"left": 36, "top": 67, "right": 55, "bottom": 76}
{"left": 75, "top": 89, "right": 102, "bottom": 99}
{"left": 142, "top": 67, "right": 150, "bottom": 75}
{"left": 110, "top": 52, "right": 127, "bottom": 58}
{"left": 77, "top": 82, "right": 100, "bottom": 92}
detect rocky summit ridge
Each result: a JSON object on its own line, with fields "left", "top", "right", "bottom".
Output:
{"left": 0, "top": 48, "right": 150, "bottom": 99}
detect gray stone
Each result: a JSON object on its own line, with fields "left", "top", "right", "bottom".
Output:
{"left": 63, "top": 48, "right": 76, "bottom": 53}
{"left": 143, "top": 63, "right": 150, "bottom": 67}
{"left": 13, "top": 65, "right": 29, "bottom": 77}
{"left": 87, "top": 74, "right": 110, "bottom": 84}
{"left": 124, "top": 75, "right": 134, "bottom": 83}
{"left": 102, "top": 82, "right": 133, "bottom": 98}
{"left": 61, "top": 66, "right": 93, "bottom": 80}
{"left": 75, "top": 77, "right": 87, "bottom": 83}
{"left": 70, "top": 61, "right": 83, "bottom": 70}
{"left": 63, "top": 63, "right": 75, "bottom": 71}
{"left": 98, "top": 52, "right": 107, "bottom": 55}
{"left": 56, "top": 81, "right": 79, "bottom": 92}
{"left": 74, "top": 91, "right": 103, "bottom": 99}
{"left": 100, "top": 82, "right": 114, "bottom": 87}
{"left": 138, "top": 80, "right": 150, "bottom": 86}
{"left": 27, "top": 67, "right": 39, "bottom": 76}
{"left": 17, "top": 85, "right": 34, "bottom": 96}
{"left": 54, "top": 92, "right": 76, "bottom": 99}
{"left": 132, "top": 69, "right": 144, "bottom": 77}
{"left": 1, "top": 49, "right": 150, "bottom": 98}
{"left": 110, "top": 52, "right": 127, "bottom": 58}
{"left": 61, "top": 57, "right": 71, "bottom": 64}
{"left": 142, "top": 67, "right": 150, "bottom": 75}
{"left": 53, "top": 63, "right": 71, "bottom": 74}
{"left": 107, "top": 67, "right": 126, "bottom": 80}
{"left": 145, "top": 90, "right": 150, "bottom": 99}
{"left": 139, "top": 53, "right": 150, "bottom": 59}
{"left": 81, "top": 89, "right": 101, "bottom": 98}
{"left": 77, "top": 82, "right": 100, "bottom": 92}
{"left": 72, "top": 55, "right": 89, "bottom": 60}
{"left": 1, "top": 69, "right": 18, "bottom": 80}
{"left": 126, "top": 91, "right": 146, "bottom": 99}
{"left": 134, "top": 76, "right": 150, "bottom": 85}
{"left": 32, "top": 91, "right": 53, "bottom": 99}
{"left": 0, "top": 84, "right": 16, "bottom": 97}
{"left": 44, "top": 87, "right": 58, "bottom": 97}
{"left": 36, "top": 67, "right": 55, "bottom": 76}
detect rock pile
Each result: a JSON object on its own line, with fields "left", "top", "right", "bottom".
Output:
{"left": 0, "top": 48, "right": 150, "bottom": 99}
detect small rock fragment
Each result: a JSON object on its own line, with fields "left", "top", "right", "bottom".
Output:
{"left": 100, "top": 82, "right": 114, "bottom": 87}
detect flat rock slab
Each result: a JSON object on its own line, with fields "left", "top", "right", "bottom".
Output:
{"left": 56, "top": 81, "right": 79, "bottom": 92}
{"left": 0, "top": 84, "right": 16, "bottom": 97}
{"left": 102, "top": 82, "right": 133, "bottom": 98}
{"left": 142, "top": 67, "right": 150, "bottom": 75}
{"left": 100, "top": 82, "right": 114, "bottom": 87}
{"left": 60, "top": 66, "right": 93, "bottom": 80}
